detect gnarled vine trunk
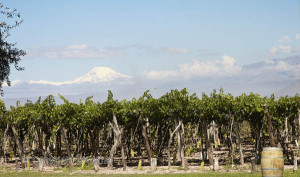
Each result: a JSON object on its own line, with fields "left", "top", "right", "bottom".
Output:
{"left": 61, "top": 127, "right": 72, "bottom": 173}
{"left": 1, "top": 124, "right": 9, "bottom": 163}
{"left": 140, "top": 116, "right": 152, "bottom": 164}
{"left": 180, "top": 121, "right": 186, "bottom": 168}
{"left": 11, "top": 125, "right": 23, "bottom": 162}
{"left": 203, "top": 118, "right": 213, "bottom": 166}
{"left": 264, "top": 106, "right": 275, "bottom": 147}
{"left": 107, "top": 113, "right": 127, "bottom": 171}
{"left": 167, "top": 120, "right": 182, "bottom": 169}
{"left": 229, "top": 115, "right": 235, "bottom": 167}
{"left": 236, "top": 122, "right": 244, "bottom": 166}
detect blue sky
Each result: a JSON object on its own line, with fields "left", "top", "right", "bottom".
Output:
{"left": 3, "top": 0, "right": 300, "bottom": 83}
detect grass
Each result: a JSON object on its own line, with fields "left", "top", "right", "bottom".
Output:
{"left": 0, "top": 170, "right": 299, "bottom": 177}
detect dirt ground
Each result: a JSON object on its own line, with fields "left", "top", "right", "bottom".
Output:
{"left": 0, "top": 162, "right": 295, "bottom": 175}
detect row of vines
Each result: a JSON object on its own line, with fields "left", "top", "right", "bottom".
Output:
{"left": 0, "top": 88, "right": 300, "bottom": 170}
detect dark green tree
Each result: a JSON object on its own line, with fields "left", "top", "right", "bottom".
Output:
{"left": 0, "top": 3, "right": 26, "bottom": 94}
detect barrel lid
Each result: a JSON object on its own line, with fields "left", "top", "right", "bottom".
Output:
{"left": 263, "top": 147, "right": 283, "bottom": 151}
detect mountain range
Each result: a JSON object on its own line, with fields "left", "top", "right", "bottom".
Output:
{"left": 2, "top": 55, "right": 300, "bottom": 106}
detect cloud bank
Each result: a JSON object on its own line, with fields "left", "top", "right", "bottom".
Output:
{"left": 143, "top": 55, "right": 241, "bottom": 80}
{"left": 278, "top": 36, "right": 290, "bottom": 43}
{"left": 26, "top": 44, "right": 127, "bottom": 59}
{"left": 26, "top": 45, "right": 193, "bottom": 59}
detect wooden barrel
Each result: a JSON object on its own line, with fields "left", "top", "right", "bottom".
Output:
{"left": 261, "top": 147, "right": 284, "bottom": 177}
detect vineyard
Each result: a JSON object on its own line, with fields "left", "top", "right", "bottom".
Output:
{"left": 0, "top": 88, "right": 300, "bottom": 173}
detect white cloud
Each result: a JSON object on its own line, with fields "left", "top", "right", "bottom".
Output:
{"left": 197, "top": 50, "right": 221, "bottom": 57}
{"left": 263, "top": 61, "right": 300, "bottom": 77}
{"left": 269, "top": 45, "right": 291, "bottom": 56}
{"left": 3, "top": 80, "right": 22, "bottom": 87}
{"left": 279, "top": 45, "right": 291, "bottom": 53}
{"left": 27, "top": 44, "right": 127, "bottom": 59}
{"left": 26, "top": 45, "right": 192, "bottom": 59}
{"left": 268, "top": 35, "right": 295, "bottom": 56}
{"left": 161, "top": 48, "right": 189, "bottom": 54}
{"left": 278, "top": 36, "right": 290, "bottom": 42}
{"left": 51, "top": 45, "right": 126, "bottom": 59}
{"left": 28, "top": 80, "right": 66, "bottom": 86}
{"left": 269, "top": 47, "right": 279, "bottom": 56}
{"left": 43, "top": 51, "right": 59, "bottom": 58}
{"left": 221, "top": 55, "right": 241, "bottom": 74}
{"left": 271, "top": 61, "right": 292, "bottom": 71}
{"left": 66, "top": 59, "right": 300, "bottom": 84}
{"left": 145, "top": 70, "right": 177, "bottom": 80}
{"left": 177, "top": 60, "right": 220, "bottom": 79}
{"left": 264, "top": 58, "right": 274, "bottom": 64}
{"left": 143, "top": 55, "right": 241, "bottom": 80}
{"left": 66, "top": 44, "right": 88, "bottom": 50}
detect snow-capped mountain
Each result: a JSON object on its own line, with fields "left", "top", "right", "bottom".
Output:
{"left": 71, "top": 67, "right": 132, "bottom": 84}
{"left": 2, "top": 67, "right": 135, "bottom": 101}
{"left": 28, "top": 67, "right": 133, "bottom": 86}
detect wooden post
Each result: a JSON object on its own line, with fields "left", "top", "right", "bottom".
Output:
{"left": 213, "top": 157, "right": 219, "bottom": 171}
{"left": 81, "top": 158, "right": 86, "bottom": 169}
{"left": 200, "top": 161, "right": 204, "bottom": 171}
{"left": 294, "top": 155, "right": 298, "bottom": 172}
{"left": 15, "top": 159, "right": 19, "bottom": 172}
{"left": 151, "top": 158, "right": 157, "bottom": 171}
{"left": 26, "top": 156, "right": 30, "bottom": 170}
{"left": 38, "top": 158, "right": 44, "bottom": 172}
{"left": 121, "top": 144, "right": 127, "bottom": 171}
{"left": 251, "top": 157, "right": 256, "bottom": 173}
{"left": 94, "top": 158, "right": 100, "bottom": 172}
{"left": 68, "top": 157, "right": 72, "bottom": 173}
{"left": 183, "top": 157, "right": 188, "bottom": 170}
{"left": 138, "top": 159, "right": 142, "bottom": 170}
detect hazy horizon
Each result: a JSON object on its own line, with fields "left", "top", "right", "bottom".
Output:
{"left": 2, "top": 0, "right": 300, "bottom": 105}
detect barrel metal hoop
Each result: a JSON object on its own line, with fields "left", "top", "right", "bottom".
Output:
{"left": 263, "top": 147, "right": 283, "bottom": 151}
{"left": 262, "top": 168, "right": 284, "bottom": 171}
{"left": 261, "top": 157, "right": 283, "bottom": 159}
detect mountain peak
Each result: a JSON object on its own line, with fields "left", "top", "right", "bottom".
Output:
{"left": 72, "top": 67, "right": 132, "bottom": 84}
